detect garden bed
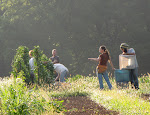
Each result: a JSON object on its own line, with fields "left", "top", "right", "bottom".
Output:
{"left": 58, "top": 96, "right": 119, "bottom": 115}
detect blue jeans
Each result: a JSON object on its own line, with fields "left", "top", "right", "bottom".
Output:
{"left": 130, "top": 68, "right": 139, "bottom": 89}
{"left": 97, "top": 71, "right": 112, "bottom": 90}
{"left": 60, "top": 70, "right": 68, "bottom": 82}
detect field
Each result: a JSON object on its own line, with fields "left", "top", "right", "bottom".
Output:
{"left": 0, "top": 73, "right": 150, "bottom": 115}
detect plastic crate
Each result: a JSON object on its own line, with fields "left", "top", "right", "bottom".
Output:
{"left": 114, "top": 69, "right": 130, "bottom": 82}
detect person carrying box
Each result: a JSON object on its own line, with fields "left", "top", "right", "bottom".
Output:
{"left": 120, "top": 43, "right": 139, "bottom": 89}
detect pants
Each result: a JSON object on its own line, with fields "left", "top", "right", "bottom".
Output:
{"left": 130, "top": 68, "right": 139, "bottom": 89}
{"left": 30, "top": 71, "right": 35, "bottom": 83}
{"left": 60, "top": 70, "right": 68, "bottom": 82}
{"left": 97, "top": 71, "right": 112, "bottom": 90}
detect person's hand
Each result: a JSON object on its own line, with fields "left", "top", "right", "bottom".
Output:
{"left": 112, "top": 68, "right": 116, "bottom": 71}
{"left": 122, "top": 52, "right": 126, "bottom": 55}
{"left": 88, "top": 58, "right": 92, "bottom": 60}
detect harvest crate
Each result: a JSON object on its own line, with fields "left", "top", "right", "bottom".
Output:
{"left": 114, "top": 69, "right": 130, "bottom": 88}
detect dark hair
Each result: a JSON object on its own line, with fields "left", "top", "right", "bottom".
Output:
{"left": 100, "top": 45, "right": 111, "bottom": 59}
{"left": 121, "top": 47, "right": 127, "bottom": 53}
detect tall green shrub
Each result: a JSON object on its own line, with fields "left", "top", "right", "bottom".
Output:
{"left": 11, "top": 46, "right": 30, "bottom": 83}
{"left": 33, "top": 46, "right": 54, "bottom": 85}
{"left": 11, "top": 45, "right": 54, "bottom": 85}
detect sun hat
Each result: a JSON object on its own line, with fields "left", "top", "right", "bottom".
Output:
{"left": 120, "top": 43, "right": 129, "bottom": 49}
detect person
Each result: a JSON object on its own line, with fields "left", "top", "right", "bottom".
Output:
{"left": 50, "top": 49, "right": 60, "bottom": 63}
{"left": 50, "top": 49, "right": 60, "bottom": 81}
{"left": 53, "top": 62, "right": 69, "bottom": 82}
{"left": 88, "top": 45, "right": 115, "bottom": 90}
{"left": 29, "top": 50, "right": 35, "bottom": 83}
{"left": 120, "top": 43, "right": 139, "bottom": 89}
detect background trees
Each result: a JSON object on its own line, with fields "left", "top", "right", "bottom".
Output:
{"left": 0, "top": 0, "right": 150, "bottom": 76}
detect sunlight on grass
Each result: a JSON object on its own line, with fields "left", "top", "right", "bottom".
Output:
{"left": 49, "top": 74, "right": 150, "bottom": 115}
{"left": 0, "top": 76, "right": 65, "bottom": 115}
{"left": 0, "top": 73, "right": 150, "bottom": 114}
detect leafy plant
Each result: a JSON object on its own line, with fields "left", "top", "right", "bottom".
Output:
{"left": 11, "top": 45, "right": 54, "bottom": 85}
{"left": 33, "top": 46, "right": 54, "bottom": 85}
{"left": 11, "top": 46, "right": 31, "bottom": 84}
{"left": 0, "top": 75, "right": 64, "bottom": 114}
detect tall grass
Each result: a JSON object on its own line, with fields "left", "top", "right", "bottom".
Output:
{"left": 0, "top": 73, "right": 150, "bottom": 114}
{"left": 49, "top": 74, "right": 150, "bottom": 115}
{"left": 0, "top": 75, "right": 64, "bottom": 115}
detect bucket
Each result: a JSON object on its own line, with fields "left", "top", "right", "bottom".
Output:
{"left": 114, "top": 69, "right": 130, "bottom": 82}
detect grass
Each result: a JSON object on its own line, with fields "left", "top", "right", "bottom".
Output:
{"left": 48, "top": 74, "right": 150, "bottom": 115}
{"left": 0, "top": 76, "right": 65, "bottom": 115}
{"left": 0, "top": 73, "right": 150, "bottom": 114}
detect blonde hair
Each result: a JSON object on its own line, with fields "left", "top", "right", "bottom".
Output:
{"left": 52, "top": 49, "right": 56, "bottom": 54}
{"left": 29, "top": 50, "right": 33, "bottom": 57}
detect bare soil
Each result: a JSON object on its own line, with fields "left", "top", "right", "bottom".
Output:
{"left": 58, "top": 96, "right": 119, "bottom": 115}
{"left": 141, "top": 93, "right": 150, "bottom": 101}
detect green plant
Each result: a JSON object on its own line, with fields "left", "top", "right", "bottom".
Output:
{"left": 69, "top": 74, "right": 83, "bottom": 82}
{"left": 0, "top": 75, "right": 64, "bottom": 114}
{"left": 11, "top": 46, "right": 30, "bottom": 84}
{"left": 50, "top": 100, "right": 66, "bottom": 113}
{"left": 11, "top": 45, "right": 54, "bottom": 85}
{"left": 33, "top": 46, "right": 54, "bottom": 85}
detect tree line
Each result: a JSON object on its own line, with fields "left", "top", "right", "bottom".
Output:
{"left": 0, "top": 0, "right": 150, "bottom": 76}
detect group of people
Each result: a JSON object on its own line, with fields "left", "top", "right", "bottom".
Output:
{"left": 29, "top": 43, "right": 139, "bottom": 90}
{"left": 29, "top": 49, "right": 69, "bottom": 83}
{"left": 88, "top": 43, "right": 139, "bottom": 90}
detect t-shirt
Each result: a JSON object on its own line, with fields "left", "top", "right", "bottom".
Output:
{"left": 99, "top": 52, "right": 109, "bottom": 66}
{"left": 127, "top": 48, "right": 135, "bottom": 54}
{"left": 53, "top": 63, "right": 68, "bottom": 73}
{"left": 127, "top": 48, "right": 138, "bottom": 67}
{"left": 50, "top": 56, "right": 59, "bottom": 63}
{"left": 29, "top": 57, "right": 35, "bottom": 71}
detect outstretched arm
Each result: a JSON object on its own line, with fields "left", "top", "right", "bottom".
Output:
{"left": 88, "top": 58, "right": 100, "bottom": 62}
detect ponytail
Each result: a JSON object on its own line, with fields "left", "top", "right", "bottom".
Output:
{"left": 100, "top": 45, "right": 111, "bottom": 60}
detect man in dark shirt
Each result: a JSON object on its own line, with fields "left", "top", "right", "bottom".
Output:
{"left": 50, "top": 49, "right": 60, "bottom": 82}
{"left": 50, "top": 49, "right": 60, "bottom": 63}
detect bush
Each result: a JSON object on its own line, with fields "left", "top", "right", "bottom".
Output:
{"left": 11, "top": 46, "right": 30, "bottom": 83}
{"left": 11, "top": 45, "right": 54, "bottom": 85}
{"left": 33, "top": 46, "right": 54, "bottom": 85}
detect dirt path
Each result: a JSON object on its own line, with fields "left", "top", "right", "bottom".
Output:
{"left": 58, "top": 96, "right": 119, "bottom": 115}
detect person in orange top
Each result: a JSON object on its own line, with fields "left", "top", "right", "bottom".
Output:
{"left": 88, "top": 45, "right": 115, "bottom": 90}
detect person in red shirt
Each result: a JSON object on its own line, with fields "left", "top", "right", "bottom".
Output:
{"left": 88, "top": 45, "right": 115, "bottom": 90}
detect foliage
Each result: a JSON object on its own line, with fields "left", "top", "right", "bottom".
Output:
{"left": 50, "top": 100, "right": 66, "bottom": 113}
{"left": 11, "top": 45, "right": 54, "bottom": 85}
{"left": 67, "top": 74, "right": 83, "bottom": 82}
{"left": 0, "top": 0, "right": 150, "bottom": 76}
{"left": 0, "top": 78, "right": 63, "bottom": 115}
{"left": 33, "top": 46, "right": 54, "bottom": 85}
{"left": 11, "top": 46, "right": 30, "bottom": 83}
{"left": 0, "top": 74, "right": 65, "bottom": 114}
